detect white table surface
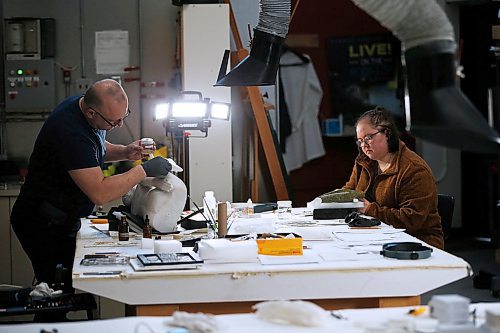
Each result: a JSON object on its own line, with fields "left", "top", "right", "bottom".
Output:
{"left": 72, "top": 210, "right": 471, "bottom": 306}
{"left": 2, "top": 302, "right": 498, "bottom": 333}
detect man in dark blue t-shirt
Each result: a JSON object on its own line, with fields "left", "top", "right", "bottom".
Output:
{"left": 11, "top": 79, "right": 171, "bottom": 297}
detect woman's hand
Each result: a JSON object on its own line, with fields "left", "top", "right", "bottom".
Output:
{"left": 358, "top": 198, "right": 371, "bottom": 214}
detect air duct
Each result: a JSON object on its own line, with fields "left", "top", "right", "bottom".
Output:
{"left": 215, "top": 0, "right": 290, "bottom": 86}
{"left": 351, "top": 0, "right": 500, "bottom": 153}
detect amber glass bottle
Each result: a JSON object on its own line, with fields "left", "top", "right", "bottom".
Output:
{"left": 118, "top": 215, "right": 129, "bottom": 241}
{"left": 143, "top": 215, "right": 152, "bottom": 239}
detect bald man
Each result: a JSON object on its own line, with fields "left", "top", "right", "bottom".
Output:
{"left": 11, "top": 80, "right": 170, "bottom": 302}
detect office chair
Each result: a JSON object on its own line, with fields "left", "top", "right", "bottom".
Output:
{"left": 437, "top": 194, "right": 455, "bottom": 240}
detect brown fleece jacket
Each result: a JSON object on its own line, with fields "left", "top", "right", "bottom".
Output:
{"left": 344, "top": 141, "right": 444, "bottom": 249}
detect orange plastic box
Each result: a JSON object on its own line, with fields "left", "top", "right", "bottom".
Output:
{"left": 256, "top": 237, "right": 303, "bottom": 256}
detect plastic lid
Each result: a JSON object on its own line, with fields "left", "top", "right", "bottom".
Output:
{"left": 141, "top": 137, "right": 154, "bottom": 144}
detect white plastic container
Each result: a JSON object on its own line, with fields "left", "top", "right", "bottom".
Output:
{"left": 246, "top": 198, "right": 254, "bottom": 215}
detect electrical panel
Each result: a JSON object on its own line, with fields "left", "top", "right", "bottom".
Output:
{"left": 5, "top": 18, "right": 56, "bottom": 60}
{"left": 3, "top": 18, "right": 56, "bottom": 111}
{"left": 4, "top": 59, "right": 56, "bottom": 110}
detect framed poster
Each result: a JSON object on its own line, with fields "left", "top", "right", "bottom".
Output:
{"left": 327, "top": 33, "right": 401, "bottom": 84}
{"left": 326, "top": 33, "right": 403, "bottom": 131}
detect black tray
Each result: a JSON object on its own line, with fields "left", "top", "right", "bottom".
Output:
{"left": 137, "top": 253, "right": 203, "bottom": 266}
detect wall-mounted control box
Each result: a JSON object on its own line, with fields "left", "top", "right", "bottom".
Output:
{"left": 5, "top": 59, "right": 56, "bottom": 110}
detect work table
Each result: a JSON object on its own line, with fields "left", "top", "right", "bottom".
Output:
{"left": 73, "top": 210, "right": 471, "bottom": 315}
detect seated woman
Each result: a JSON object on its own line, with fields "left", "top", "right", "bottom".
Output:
{"left": 343, "top": 107, "right": 444, "bottom": 249}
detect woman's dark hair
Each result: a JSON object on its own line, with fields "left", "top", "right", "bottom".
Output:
{"left": 356, "top": 106, "right": 400, "bottom": 153}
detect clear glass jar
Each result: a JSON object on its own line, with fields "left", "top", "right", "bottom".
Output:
{"left": 277, "top": 200, "right": 292, "bottom": 219}
{"left": 140, "top": 138, "right": 155, "bottom": 159}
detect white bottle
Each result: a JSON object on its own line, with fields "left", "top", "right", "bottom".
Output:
{"left": 203, "top": 191, "right": 217, "bottom": 222}
{"left": 246, "top": 198, "right": 254, "bottom": 215}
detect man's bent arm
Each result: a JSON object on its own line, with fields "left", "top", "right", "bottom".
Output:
{"left": 105, "top": 141, "right": 128, "bottom": 162}
{"left": 69, "top": 165, "right": 146, "bottom": 205}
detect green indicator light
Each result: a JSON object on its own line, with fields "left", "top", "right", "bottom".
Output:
{"left": 17, "top": 69, "right": 23, "bottom": 75}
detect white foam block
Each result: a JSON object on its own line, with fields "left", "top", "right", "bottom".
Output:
{"left": 154, "top": 240, "right": 182, "bottom": 253}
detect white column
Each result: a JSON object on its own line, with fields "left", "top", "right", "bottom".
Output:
{"left": 181, "top": 4, "right": 232, "bottom": 205}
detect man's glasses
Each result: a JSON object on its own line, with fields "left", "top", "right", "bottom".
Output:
{"left": 89, "top": 106, "right": 131, "bottom": 128}
{"left": 355, "top": 130, "right": 383, "bottom": 147}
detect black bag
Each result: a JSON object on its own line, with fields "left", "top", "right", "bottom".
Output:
{"left": 345, "top": 212, "right": 381, "bottom": 227}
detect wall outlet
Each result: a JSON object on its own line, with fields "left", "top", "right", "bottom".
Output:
{"left": 75, "top": 78, "right": 93, "bottom": 93}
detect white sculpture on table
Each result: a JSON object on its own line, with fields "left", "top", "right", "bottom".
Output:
{"left": 123, "top": 161, "right": 187, "bottom": 233}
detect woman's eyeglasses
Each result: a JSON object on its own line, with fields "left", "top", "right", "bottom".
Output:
{"left": 89, "top": 106, "right": 131, "bottom": 128}
{"left": 355, "top": 130, "right": 383, "bottom": 147}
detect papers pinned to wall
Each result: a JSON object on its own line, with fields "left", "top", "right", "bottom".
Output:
{"left": 95, "top": 30, "right": 130, "bottom": 74}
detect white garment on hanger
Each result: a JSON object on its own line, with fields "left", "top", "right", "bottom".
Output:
{"left": 280, "top": 51, "right": 326, "bottom": 173}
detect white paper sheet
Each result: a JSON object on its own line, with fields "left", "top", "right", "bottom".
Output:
{"left": 95, "top": 30, "right": 129, "bottom": 74}
{"left": 315, "top": 246, "right": 379, "bottom": 261}
{"left": 332, "top": 232, "right": 398, "bottom": 243}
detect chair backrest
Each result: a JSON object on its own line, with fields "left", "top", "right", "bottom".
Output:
{"left": 437, "top": 194, "right": 455, "bottom": 239}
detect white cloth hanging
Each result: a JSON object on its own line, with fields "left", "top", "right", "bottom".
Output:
{"left": 280, "top": 51, "right": 325, "bottom": 173}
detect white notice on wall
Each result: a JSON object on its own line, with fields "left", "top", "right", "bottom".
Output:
{"left": 95, "top": 30, "right": 130, "bottom": 74}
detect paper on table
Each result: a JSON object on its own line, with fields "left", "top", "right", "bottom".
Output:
{"left": 334, "top": 244, "right": 384, "bottom": 252}
{"left": 332, "top": 231, "right": 398, "bottom": 243}
{"left": 315, "top": 247, "right": 379, "bottom": 261}
{"left": 185, "top": 211, "right": 208, "bottom": 222}
{"left": 315, "top": 219, "right": 346, "bottom": 225}
{"left": 84, "top": 241, "right": 140, "bottom": 248}
{"left": 334, "top": 227, "right": 405, "bottom": 235}
{"left": 277, "top": 226, "right": 335, "bottom": 241}
{"left": 92, "top": 224, "right": 109, "bottom": 232}
{"left": 259, "top": 251, "right": 321, "bottom": 265}
{"left": 229, "top": 218, "right": 276, "bottom": 235}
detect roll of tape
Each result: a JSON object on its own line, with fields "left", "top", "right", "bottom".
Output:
{"left": 154, "top": 239, "right": 182, "bottom": 254}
